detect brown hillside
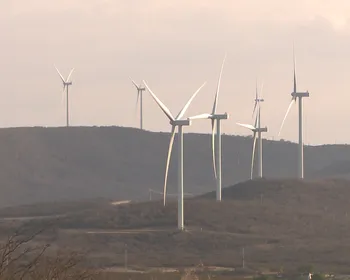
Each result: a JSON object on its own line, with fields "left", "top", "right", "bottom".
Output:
{"left": 0, "top": 126, "right": 349, "bottom": 207}
{"left": 7, "top": 178, "right": 350, "bottom": 273}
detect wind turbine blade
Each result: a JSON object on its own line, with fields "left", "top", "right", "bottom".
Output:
{"left": 254, "top": 109, "right": 259, "bottom": 128}
{"left": 66, "top": 68, "right": 75, "bottom": 83}
{"left": 293, "top": 44, "right": 297, "bottom": 93}
{"left": 252, "top": 79, "right": 259, "bottom": 118}
{"left": 188, "top": 113, "right": 212, "bottom": 120}
{"left": 236, "top": 123, "right": 256, "bottom": 131}
{"left": 135, "top": 91, "right": 140, "bottom": 118}
{"left": 61, "top": 85, "right": 66, "bottom": 104}
{"left": 212, "top": 54, "right": 227, "bottom": 115}
{"left": 54, "top": 65, "right": 65, "bottom": 84}
{"left": 176, "top": 82, "right": 207, "bottom": 120}
{"left": 163, "top": 126, "right": 176, "bottom": 205}
{"left": 252, "top": 101, "right": 258, "bottom": 118}
{"left": 211, "top": 119, "right": 217, "bottom": 179}
{"left": 130, "top": 78, "right": 139, "bottom": 90}
{"left": 260, "top": 81, "right": 264, "bottom": 98}
{"left": 278, "top": 98, "right": 294, "bottom": 137}
{"left": 143, "top": 80, "right": 175, "bottom": 121}
{"left": 251, "top": 132, "right": 257, "bottom": 180}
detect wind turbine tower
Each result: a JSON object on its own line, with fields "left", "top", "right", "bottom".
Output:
{"left": 255, "top": 82, "right": 267, "bottom": 178}
{"left": 131, "top": 79, "right": 146, "bottom": 130}
{"left": 55, "top": 65, "right": 75, "bottom": 127}
{"left": 278, "top": 47, "right": 310, "bottom": 179}
{"left": 143, "top": 80, "right": 206, "bottom": 230}
{"left": 190, "top": 55, "right": 228, "bottom": 201}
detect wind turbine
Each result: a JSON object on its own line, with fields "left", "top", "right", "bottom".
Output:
{"left": 278, "top": 47, "right": 310, "bottom": 179}
{"left": 189, "top": 55, "right": 228, "bottom": 201}
{"left": 237, "top": 81, "right": 267, "bottom": 179}
{"left": 131, "top": 79, "right": 146, "bottom": 130}
{"left": 143, "top": 80, "right": 206, "bottom": 230}
{"left": 54, "top": 65, "right": 75, "bottom": 127}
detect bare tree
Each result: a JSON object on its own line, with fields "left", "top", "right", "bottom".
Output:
{"left": 0, "top": 227, "right": 97, "bottom": 280}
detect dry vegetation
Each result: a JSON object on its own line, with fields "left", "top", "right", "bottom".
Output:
{"left": 0, "top": 228, "right": 97, "bottom": 279}
{"left": 0, "top": 178, "right": 350, "bottom": 275}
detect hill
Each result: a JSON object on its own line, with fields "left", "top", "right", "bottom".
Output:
{"left": 0, "top": 126, "right": 350, "bottom": 207}
{"left": 4, "top": 178, "right": 350, "bottom": 273}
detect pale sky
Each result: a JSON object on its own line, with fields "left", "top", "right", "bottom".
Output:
{"left": 3, "top": 0, "right": 350, "bottom": 145}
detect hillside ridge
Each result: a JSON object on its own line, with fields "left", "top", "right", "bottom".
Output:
{"left": 0, "top": 126, "right": 349, "bottom": 207}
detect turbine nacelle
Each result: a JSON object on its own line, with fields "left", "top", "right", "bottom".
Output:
{"left": 237, "top": 123, "right": 268, "bottom": 133}
{"left": 255, "top": 98, "right": 264, "bottom": 102}
{"left": 291, "top": 92, "right": 309, "bottom": 98}
{"left": 210, "top": 113, "right": 229, "bottom": 120}
{"left": 131, "top": 78, "right": 146, "bottom": 92}
{"left": 253, "top": 127, "right": 268, "bottom": 133}
{"left": 64, "top": 82, "right": 73, "bottom": 86}
{"left": 171, "top": 119, "right": 191, "bottom": 126}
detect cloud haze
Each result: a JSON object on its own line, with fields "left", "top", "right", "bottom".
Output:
{"left": 2, "top": 0, "right": 350, "bottom": 144}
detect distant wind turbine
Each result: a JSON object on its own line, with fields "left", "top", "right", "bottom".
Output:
{"left": 278, "top": 46, "right": 310, "bottom": 179}
{"left": 143, "top": 80, "right": 206, "bottom": 230}
{"left": 131, "top": 79, "right": 146, "bottom": 130}
{"left": 237, "top": 81, "right": 267, "bottom": 179}
{"left": 189, "top": 54, "right": 229, "bottom": 201}
{"left": 54, "top": 65, "right": 75, "bottom": 127}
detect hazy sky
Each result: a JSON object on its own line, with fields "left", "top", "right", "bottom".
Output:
{"left": 3, "top": 0, "right": 350, "bottom": 145}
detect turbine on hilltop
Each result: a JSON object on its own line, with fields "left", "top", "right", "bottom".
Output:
{"left": 131, "top": 79, "right": 146, "bottom": 130}
{"left": 237, "top": 80, "right": 267, "bottom": 179}
{"left": 278, "top": 46, "right": 310, "bottom": 179}
{"left": 143, "top": 80, "right": 206, "bottom": 231}
{"left": 54, "top": 65, "right": 75, "bottom": 127}
{"left": 189, "top": 54, "right": 229, "bottom": 201}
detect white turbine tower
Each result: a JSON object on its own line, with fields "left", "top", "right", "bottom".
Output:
{"left": 54, "top": 65, "right": 75, "bottom": 127}
{"left": 189, "top": 55, "right": 228, "bottom": 201}
{"left": 131, "top": 79, "right": 146, "bottom": 130}
{"left": 143, "top": 80, "right": 206, "bottom": 230}
{"left": 237, "top": 81, "right": 267, "bottom": 179}
{"left": 278, "top": 47, "right": 310, "bottom": 179}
